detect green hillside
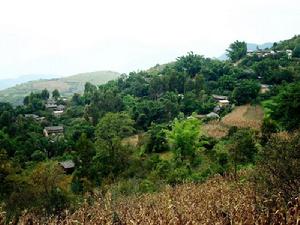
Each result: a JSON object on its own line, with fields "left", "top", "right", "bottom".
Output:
{"left": 0, "top": 71, "right": 120, "bottom": 105}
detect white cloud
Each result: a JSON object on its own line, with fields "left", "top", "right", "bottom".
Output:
{"left": 0, "top": 0, "right": 299, "bottom": 78}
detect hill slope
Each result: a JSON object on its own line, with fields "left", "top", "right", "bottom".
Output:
{"left": 0, "top": 71, "right": 120, "bottom": 105}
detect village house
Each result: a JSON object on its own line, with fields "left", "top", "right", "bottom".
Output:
{"left": 286, "top": 49, "right": 293, "bottom": 59}
{"left": 247, "top": 49, "right": 293, "bottom": 59}
{"left": 206, "top": 112, "right": 220, "bottom": 120}
{"left": 260, "top": 84, "right": 270, "bottom": 94}
{"left": 212, "top": 94, "right": 228, "bottom": 101}
{"left": 45, "top": 98, "right": 58, "bottom": 109}
{"left": 53, "top": 110, "right": 64, "bottom": 117}
{"left": 56, "top": 105, "right": 65, "bottom": 111}
{"left": 212, "top": 94, "right": 230, "bottom": 107}
{"left": 43, "top": 126, "right": 64, "bottom": 137}
{"left": 24, "top": 114, "right": 39, "bottom": 119}
{"left": 218, "top": 99, "right": 230, "bottom": 107}
{"left": 59, "top": 160, "right": 75, "bottom": 174}
{"left": 24, "top": 114, "right": 45, "bottom": 122}
{"left": 45, "top": 103, "right": 58, "bottom": 109}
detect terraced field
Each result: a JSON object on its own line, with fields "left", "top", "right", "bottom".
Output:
{"left": 203, "top": 104, "right": 264, "bottom": 138}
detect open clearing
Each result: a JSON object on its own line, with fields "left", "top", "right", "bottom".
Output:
{"left": 203, "top": 104, "right": 264, "bottom": 138}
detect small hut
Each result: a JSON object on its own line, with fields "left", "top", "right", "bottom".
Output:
{"left": 59, "top": 160, "right": 75, "bottom": 174}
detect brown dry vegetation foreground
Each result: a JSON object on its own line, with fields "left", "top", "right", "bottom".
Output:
{"left": 7, "top": 174, "right": 300, "bottom": 225}
{"left": 203, "top": 104, "right": 264, "bottom": 138}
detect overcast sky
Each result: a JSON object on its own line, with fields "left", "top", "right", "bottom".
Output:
{"left": 0, "top": 0, "right": 299, "bottom": 79}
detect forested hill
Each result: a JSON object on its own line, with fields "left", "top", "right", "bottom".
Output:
{"left": 0, "top": 35, "right": 300, "bottom": 223}
{"left": 0, "top": 70, "right": 120, "bottom": 105}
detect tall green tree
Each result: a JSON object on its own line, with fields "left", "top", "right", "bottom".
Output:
{"left": 228, "top": 128, "right": 257, "bottom": 178}
{"left": 226, "top": 40, "right": 247, "bottom": 62}
{"left": 52, "top": 89, "right": 60, "bottom": 100}
{"left": 270, "top": 82, "right": 300, "bottom": 130}
{"left": 93, "top": 112, "right": 134, "bottom": 179}
{"left": 232, "top": 79, "right": 260, "bottom": 105}
{"left": 41, "top": 89, "right": 50, "bottom": 100}
{"left": 175, "top": 52, "right": 204, "bottom": 77}
{"left": 292, "top": 44, "right": 300, "bottom": 57}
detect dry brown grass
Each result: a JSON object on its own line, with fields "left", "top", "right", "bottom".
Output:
{"left": 222, "top": 104, "right": 263, "bottom": 130}
{"left": 203, "top": 105, "right": 264, "bottom": 139}
{"left": 10, "top": 174, "right": 300, "bottom": 225}
{"left": 121, "top": 133, "right": 144, "bottom": 148}
{"left": 203, "top": 121, "right": 229, "bottom": 138}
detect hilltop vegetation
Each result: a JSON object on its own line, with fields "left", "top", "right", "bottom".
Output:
{"left": 0, "top": 71, "right": 120, "bottom": 105}
{"left": 0, "top": 35, "right": 300, "bottom": 224}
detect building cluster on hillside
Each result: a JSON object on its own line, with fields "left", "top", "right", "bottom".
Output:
{"left": 24, "top": 114, "right": 45, "bottom": 122}
{"left": 247, "top": 49, "right": 293, "bottom": 59}
{"left": 188, "top": 94, "right": 231, "bottom": 120}
{"left": 45, "top": 99, "right": 66, "bottom": 117}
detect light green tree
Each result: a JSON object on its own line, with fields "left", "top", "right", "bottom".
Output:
{"left": 166, "top": 117, "right": 201, "bottom": 161}
{"left": 226, "top": 40, "right": 247, "bottom": 62}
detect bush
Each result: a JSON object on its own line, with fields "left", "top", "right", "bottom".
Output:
{"left": 255, "top": 131, "right": 300, "bottom": 201}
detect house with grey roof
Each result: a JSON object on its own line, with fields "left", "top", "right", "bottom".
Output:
{"left": 59, "top": 160, "right": 75, "bottom": 174}
{"left": 43, "top": 126, "right": 64, "bottom": 137}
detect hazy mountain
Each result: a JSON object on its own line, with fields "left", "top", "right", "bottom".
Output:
{"left": 0, "top": 74, "right": 60, "bottom": 91}
{"left": 218, "top": 42, "right": 274, "bottom": 60}
{"left": 0, "top": 71, "right": 120, "bottom": 105}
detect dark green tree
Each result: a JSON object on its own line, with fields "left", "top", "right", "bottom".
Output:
{"left": 270, "top": 82, "right": 300, "bottom": 130}
{"left": 41, "top": 89, "right": 50, "bottom": 100}
{"left": 175, "top": 52, "right": 204, "bottom": 77}
{"left": 228, "top": 128, "right": 257, "bottom": 178}
{"left": 292, "top": 44, "right": 300, "bottom": 57}
{"left": 145, "top": 124, "right": 169, "bottom": 153}
{"left": 232, "top": 80, "right": 260, "bottom": 105}
{"left": 52, "top": 89, "right": 60, "bottom": 100}
{"left": 93, "top": 112, "right": 134, "bottom": 179}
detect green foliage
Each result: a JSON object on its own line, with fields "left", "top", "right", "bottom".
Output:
{"left": 292, "top": 44, "right": 300, "bottom": 57}
{"left": 144, "top": 124, "right": 169, "bottom": 153}
{"left": 226, "top": 40, "right": 247, "bottom": 62}
{"left": 175, "top": 51, "right": 204, "bottom": 77}
{"left": 52, "top": 89, "right": 60, "bottom": 100}
{"left": 85, "top": 88, "right": 124, "bottom": 125}
{"left": 228, "top": 128, "right": 257, "bottom": 176}
{"left": 4, "top": 161, "right": 72, "bottom": 218}
{"left": 232, "top": 80, "right": 260, "bottom": 105}
{"left": 96, "top": 112, "right": 135, "bottom": 141}
{"left": 92, "top": 112, "right": 135, "bottom": 181}
{"left": 270, "top": 82, "right": 300, "bottom": 130}
{"left": 41, "top": 89, "right": 50, "bottom": 100}
{"left": 166, "top": 117, "right": 201, "bottom": 161}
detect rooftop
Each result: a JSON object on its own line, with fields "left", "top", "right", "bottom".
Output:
{"left": 59, "top": 160, "right": 75, "bottom": 169}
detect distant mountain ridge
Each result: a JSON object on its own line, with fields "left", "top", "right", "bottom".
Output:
{"left": 218, "top": 42, "right": 274, "bottom": 60}
{"left": 0, "top": 71, "right": 120, "bottom": 105}
{"left": 0, "top": 74, "right": 60, "bottom": 91}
